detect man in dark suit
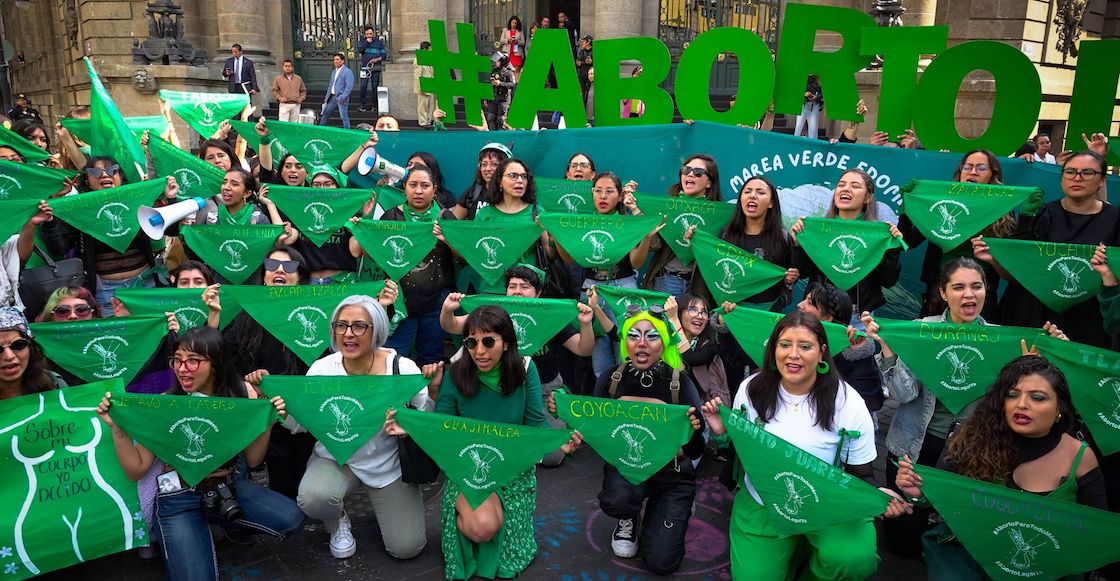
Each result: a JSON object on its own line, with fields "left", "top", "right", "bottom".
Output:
{"left": 222, "top": 44, "right": 259, "bottom": 95}
{"left": 319, "top": 53, "right": 354, "bottom": 129}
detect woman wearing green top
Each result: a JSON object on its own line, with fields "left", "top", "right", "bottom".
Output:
{"left": 388, "top": 305, "right": 581, "bottom": 579}
{"left": 473, "top": 158, "right": 551, "bottom": 294}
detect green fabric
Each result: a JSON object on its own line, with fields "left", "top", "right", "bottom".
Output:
{"left": 478, "top": 367, "right": 502, "bottom": 394}
{"left": 223, "top": 282, "right": 392, "bottom": 365}
{"left": 459, "top": 295, "right": 579, "bottom": 356}
{"left": 59, "top": 116, "right": 168, "bottom": 143}
{"left": 691, "top": 229, "right": 789, "bottom": 304}
{"left": 985, "top": 238, "right": 1117, "bottom": 312}
{"left": 49, "top": 180, "right": 164, "bottom": 253}
{"left": 721, "top": 305, "right": 851, "bottom": 367}
{"left": 345, "top": 218, "right": 437, "bottom": 281}
{"left": 0, "top": 198, "right": 43, "bottom": 241}
{"left": 634, "top": 192, "right": 735, "bottom": 263}
{"left": 0, "top": 159, "right": 76, "bottom": 200}
{"left": 535, "top": 177, "right": 594, "bottom": 214}
{"left": 1037, "top": 335, "right": 1120, "bottom": 456}
{"left": 232, "top": 119, "right": 368, "bottom": 169}
{"left": 31, "top": 316, "right": 169, "bottom": 386}
{"left": 592, "top": 284, "right": 671, "bottom": 321}
{"left": 307, "top": 164, "right": 348, "bottom": 188}
{"left": 109, "top": 392, "right": 276, "bottom": 487}
{"left": 372, "top": 185, "right": 406, "bottom": 214}
{"left": 720, "top": 406, "right": 889, "bottom": 535}
{"left": 900, "top": 180, "right": 1040, "bottom": 251}
{"left": 114, "top": 287, "right": 242, "bottom": 330}
{"left": 180, "top": 224, "right": 284, "bottom": 284}
{"left": 440, "top": 468, "right": 536, "bottom": 580}
{"left": 403, "top": 203, "right": 440, "bottom": 224}
{"left": 84, "top": 58, "right": 146, "bottom": 183}
{"left": 473, "top": 205, "right": 539, "bottom": 294}
{"left": 555, "top": 392, "right": 695, "bottom": 485}
{"left": 264, "top": 184, "right": 372, "bottom": 247}
{"left": 439, "top": 219, "right": 542, "bottom": 285}
{"left": 0, "top": 123, "right": 49, "bottom": 163}
{"left": 0, "top": 381, "right": 148, "bottom": 580}
{"left": 539, "top": 212, "right": 660, "bottom": 269}
{"left": 914, "top": 463, "right": 1120, "bottom": 581}
{"left": 875, "top": 319, "right": 1043, "bottom": 414}
{"left": 795, "top": 217, "right": 904, "bottom": 291}
{"left": 436, "top": 361, "right": 547, "bottom": 427}
{"left": 260, "top": 374, "right": 428, "bottom": 465}
{"left": 158, "top": 90, "right": 248, "bottom": 138}
{"left": 217, "top": 203, "right": 256, "bottom": 226}
{"left": 146, "top": 135, "right": 225, "bottom": 201}
{"left": 394, "top": 407, "right": 570, "bottom": 508}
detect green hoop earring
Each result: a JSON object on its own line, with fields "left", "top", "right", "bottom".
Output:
{"left": 816, "top": 361, "right": 830, "bottom": 374}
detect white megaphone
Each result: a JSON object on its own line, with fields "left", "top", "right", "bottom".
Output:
{"left": 137, "top": 197, "right": 206, "bottom": 239}
{"left": 357, "top": 147, "right": 407, "bottom": 181}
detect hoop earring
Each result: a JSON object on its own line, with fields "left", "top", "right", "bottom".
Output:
{"left": 816, "top": 361, "right": 830, "bottom": 374}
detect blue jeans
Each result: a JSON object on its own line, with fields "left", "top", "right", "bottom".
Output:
{"left": 96, "top": 274, "right": 156, "bottom": 317}
{"left": 320, "top": 95, "right": 350, "bottom": 129}
{"left": 385, "top": 296, "right": 447, "bottom": 366}
{"left": 359, "top": 70, "right": 382, "bottom": 107}
{"left": 652, "top": 272, "right": 690, "bottom": 299}
{"left": 154, "top": 460, "right": 305, "bottom": 581}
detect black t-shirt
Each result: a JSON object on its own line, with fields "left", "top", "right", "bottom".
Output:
{"left": 291, "top": 228, "right": 357, "bottom": 273}
{"left": 223, "top": 311, "right": 312, "bottom": 376}
{"left": 532, "top": 323, "right": 578, "bottom": 382}
{"left": 592, "top": 361, "right": 707, "bottom": 460}
{"left": 379, "top": 207, "right": 456, "bottom": 314}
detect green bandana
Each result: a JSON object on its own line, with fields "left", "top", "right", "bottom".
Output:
{"left": 535, "top": 177, "right": 594, "bottom": 214}
{"left": 439, "top": 219, "right": 543, "bottom": 285}
{"left": 180, "top": 224, "right": 284, "bottom": 284}
{"left": 109, "top": 392, "right": 277, "bottom": 487}
{"left": 217, "top": 202, "right": 256, "bottom": 226}
{"left": 984, "top": 238, "right": 1117, "bottom": 312}
{"left": 402, "top": 203, "right": 440, "bottom": 223}
{"left": 0, "top": 198, "right": 44, "bottom": 242}
{"left": 373, "top": 185, "right": 406, "bottom": 215}
{"left": 393, "top": 407, "right": 571, "bottom": 508}
{"left": 691, "top": 229, "right": 789, "bottom": 304}
{"left": 49, "top": 180, "right": 165, "bottom": 253}
{"left": 159, "top": 90, "right": 249, "bottom": 137}
{"left": 721, "top": 305, "right": 852, "bottom": 367}
{"left": 0, "top": 123, "right": 50, "bottom": 164}
{"left": 459, "top": 295, "right": 579, "bottom": 355}
{"left": 539, "top": 213, "right": 661, "bottom": 269}
{"left": 555, "top": 391, "right": 695, "bottom": 485}
{"left": 900, "top": 180, "right": 1040, "bottom": 251}
{"left": 260, "top": 374, "right": 429, "bottom": 465}
{"left": 795, "top": 217, "right": 904, "bottom": 291}
{"left": 593, "top": 285, "right": 671, "bottom": 321}
{"left": 720, "top": 406, "right": 889, "bottom": 535}
{"left": 114, "top": 287, "right": 243, "bottom": 331}
{"left": 634, "top": 193, "right": 735, "bottom": 263}
{"left": 345, "top": 218, "right": 437, "bottom": 281}
{"left": 232, "top": 119, "right": 368, "bottom": 169}
{"left": 147, "top": 135, "right": 225, "bottom": 201}
{"left": 875, "top": 319, "right": 1044, "bottom": 414}
{"left": 31, "top": 316, "right": 169, "bottom": 386}
{"left": 0, "top": 159, "right": 76, "bottom": 200}
{"left": 914, "top": 463, "right": 1120, "bottom": 580}
{"left": 307, "top": 164, "right": 348, "bottom": 188}
{"left": 0, "top": 380, "right": 148, "bottom": 580}
{"left": 85, "top": 58, "right": 146, "bottom": 183}
{"left": 264, "top": 184, "right": 372, "bottom": 247}
{"left": 223, "top": 282, "right": 394, "bottom": 365}
{"left": 60, "top": 115, "right": 168, "bottom": 143}
{"left": 478, "top": 367, "right": 502, "bottom": 393}
{"left": 1037, "top": 335, "right": 1120, "bottom": 456}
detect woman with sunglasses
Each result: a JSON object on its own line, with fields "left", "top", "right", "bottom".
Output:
{"left": 35, "top": 285, "right": 100, "bottom": 322}
{"left": 387, "top": 305, "right": 581, "bottom": 580}
{"left": 0, "top": 307, "right": 66, "bottom": 400}
{"left": 644, "top": 153, "right": 723, "bottom": 296}
{"left": 452, "top": 142, "right": 512, "bottom": 220}
{"left": 473, "top": 157, "right": 550, "bottom": 295}
{"left": 96, "top": 327, "right": 306, "bottom": 581}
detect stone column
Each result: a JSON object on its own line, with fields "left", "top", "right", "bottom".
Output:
{"left": 383, "top": 0, "right": 449, "bottom": 121}
{"left": 212, "top": 0, "right": 273, "bottom": 65}
{"left": 905, "top": 0, "right": 937, "bottom": 27}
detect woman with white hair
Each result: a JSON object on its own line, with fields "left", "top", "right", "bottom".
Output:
{"left": 281, "top": 294, "right": 440, "bottom": 560}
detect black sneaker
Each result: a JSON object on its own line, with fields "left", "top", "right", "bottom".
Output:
{"left": 611, "top": 517, "right": 638, "bottom": 558}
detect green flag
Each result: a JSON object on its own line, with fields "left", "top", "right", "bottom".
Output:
{"left": 592, "top": 285, "right": 671, "bottom": 321}
{"left": 795, "top": 217, "right": 904, "bottom": 291}
{"left": 31, "top": 316, "right": 169, "bottom": 386}
{"left": 260, "top": 374, "right": 429, "bottom": 465}
{"left": 84, "top": 58, "right": 146, "bottom": 183}
{"left": 180, "top": 224, "right": 284, "bottom": 284}
{"left": 691, "top": 229, "right": 789, "bottom": 304}
{"left": 147, "top": 135, "right": 225, "bottom": 201}
{"left": 440, "top": 219, "right": 542, "bottom": 285}
{"left": 875, "top": 319, "right": 1043, "bottom": 414}
{"left": 915, "top": 463, "right": 1120, "bottom": 581}
{"left": 115, "top": 287, "right": 242, "bottom": 331}
{"left": 634, "top": 193, "right": 735, "bottom": 263}
{"left": 345, "top": 218, "right": 436, "bottom": 281}
{"left": 0, "top": 381, "right": 148, "bottom": 580}
{"left": 109, "top": 392, "right": 276, "bottom": 487}
{"left": 0, "top": 124, "right": 50, "bottom": 164}
{"left": 372, "top": 185, "right": 406, "bottom": 215}
{"left": 900, "top": 179, "right": 1040, "bottom": 251}
{"left": 540, "top": 213, "right": 660, "bottom": 269}
{"left": 264, "top": 184, "right": 373, "bottom": 247}
{"left": 0, "top": 198, "right": 41, "bottom": 240}
{"left": 60, "top": 115, "right": 169, "bottom": 143}
{"left": 459, "top": 295, "right": 579, "bottom": 355}
{"left": 232, "top": 119, "right": 368, "bottom": 169}
{"left": 536, "top": 177, "right": 594, "bottom": 214}
{"left": 49, "top": 180, "right": 165, "bottom": 253}
{"left": 224, "top": 282, "right": 393, "bottom": 365}
{"left": 1037, "top": 335, "right": 1120, "bottom": 456}
{"left": 159, "top": 90, "right": 249, "bottom": 138}
{"left": 393, "top": 407, "right": 571, "bottom": 508}
{"left": 0, "top": 159, "right": 76, "bottom": 200}
{"left": 555, "top": 392, "right": 695, "bottom": 485}
{"left": 721, "top": 306, "right": 852, "bottom": 366}
{"left": 985, "top": 238, "right": 1116, "bottom": 312}
{"left": 720, "top": 406, "right": 889, "bottom": 535}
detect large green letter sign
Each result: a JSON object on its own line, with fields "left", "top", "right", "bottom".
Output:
{"left": 507, "top": 28, "right": 588, "bottom": 128}
{"left": 592, "top": 36, "right": 674, "bottom": 126}
{"left": 1067, "top": 39, "right": 1120, "bottom": 166}
{"left": 861, "top": 26, "right": 949, "bottom": 136}
{"left": 674, "top": 27, "right": 775, "bottom": 126}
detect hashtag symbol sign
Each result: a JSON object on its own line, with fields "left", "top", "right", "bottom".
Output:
{"left": 417, "top": 20, "right": 493, "bottom": 127}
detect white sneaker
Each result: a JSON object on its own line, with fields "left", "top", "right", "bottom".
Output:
{"left": 329, "top": 513, "right": 356, "bottom": 558}
{"left": 610, "top": 518, "right": 638, "bottom": 558}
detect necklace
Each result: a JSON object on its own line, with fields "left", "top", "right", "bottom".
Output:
{"left": 343, "top": 354, "right": 377, "bottom": 376}
{"left": 630, "top": 365, "right": 655, "bottom": 388}
{"left": 781, "top": 388, "right": 810, "bottom": 413}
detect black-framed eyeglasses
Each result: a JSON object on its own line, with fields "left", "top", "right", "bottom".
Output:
{"left": 1062, "top": 168, "right": 1101, "bottom": 180}
{"left": 0, "top": 339, "right": 30, "bottom": 353}
{"left": 52, "top": 304, "right": 94, "bottom": 317}
{"left": 960, "top": 163, "right": 989, "bottom": 174}
{"left": 680, "top": 166, "right": 709, "bottom": 178}
{"left": 331, "top": 321, "right": 371, "bottom": 336}
{"left": 85, "top": 164, "right": 121, "bottom": 179}
{"left": 504, "top": 172, "right": 529, "bottom": 182}
{"left": 264, "top": 258, "right": 300, "bottom": 273}
{"left": 464, "top": 336, "right": 499, "bottom": 350}
{"left": 169, "top": 357, "right": 209, "bottom": 372}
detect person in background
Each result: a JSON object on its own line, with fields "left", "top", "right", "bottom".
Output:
{"left": 1033, "top": 132, "right": 1056, "bottom": 163}
{"left": 452, "top": 142, "right": 512, "bottom": 220}
{"left": 222, "top": 44, "right": 259, "bottom": 95}
{"left": 375, "top": 114, "right": 400, "bottom": 132}
{"left": 271, "top": 58, "right": 307, "bottom": 123}
{"left": 7, "top": 93, "right": 41, "bottom": 122}
{"left": 576, "top": 36, "right": 593, "bottom": 101}
{"left": 414, "top": 41, "right": 435, "bottom": 128}
{"left": 486, "top": 54, "right": 516, "bottom": 131}
{"left": 793, "top": 75, "right": 823, "bottom": 139}
{"left": 319, "top": 53, "right": 354, "bottom": 129}
{"left": 357, "top": 26, "right": 387, "bottom": 114}
{"left": 499, "top": 16, "right": 525, "bottom": 76}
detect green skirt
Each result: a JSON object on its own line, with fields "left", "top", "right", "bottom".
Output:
{"left": 440, "top": 468, "right": 538, "bottom": 580}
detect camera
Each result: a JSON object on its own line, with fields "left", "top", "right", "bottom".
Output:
{"left": 202, "top": 481, "right": 242, "bottom": 522}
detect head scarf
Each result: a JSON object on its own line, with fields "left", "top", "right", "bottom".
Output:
{"left": 0, "top": 307, "right": 32, "bottom": 339}
{"left": 618, "top": 311, "right": 682, "bottom": 370}
{"left": 306, "top": 164, "right": 348, "bottom": 188}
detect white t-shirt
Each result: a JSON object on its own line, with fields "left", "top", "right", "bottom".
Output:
{"left": 1032, "top": 152, "right": 1056, "bottom": 164}
{"left": 732, "top": 373, "right": 876, "bottom": 505}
